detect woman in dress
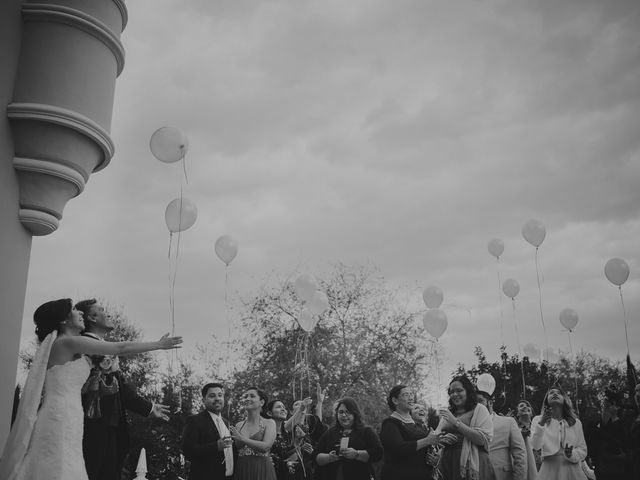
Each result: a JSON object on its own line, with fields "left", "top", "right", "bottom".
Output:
{"left": 530, "top": 384, "right": 587, "bottom": 480}
{"left": 380, "top": 385, "right": 440, "bottom": 479}
{"left": 268, "top": 399, "right": 305, "bottom": 480}
{"left": 514, "top": 399, "right": 538, "bottom": 480}
{"left": 437, "top": 375, "right": 496, "bottom": 480}
{"left": 0, "top": 298, "right": 182, "bottom": 480}
{"left": 231, "top": 387, "right": 278, "bottom": 480}
{"left": 314, "top": 397, "right": 383, "bottom": 480}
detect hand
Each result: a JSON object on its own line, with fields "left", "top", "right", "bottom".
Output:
{"left": 149, "top": 403, "right": 170, "bottom": 421}
{"left": 340, "top": 447, "right": 358, "bottom": 460}
{"left": 301, "top": 397, "right": 313, "bottom": 409}
{"left": 438, "top": 409, "right": 457, "bottom": 425}
{"left": 157, "top": 333, "right": 183, "bottom": 350}
{"left": 217, "top": 436, "right": 233, "bottom": 451}
{"left": 286, "top": 460, "right": 297, "bottom": 474}
{"left": 539, "top": 407, "right": 552, "bottom": 426}
{"left": 229, "top": 426, "right": 246, "bottom": 446}
{"left": 564, "top": 443, "right": 574, "bottom": 459}
{"left": 301, "top": 442, "right": 313, "bottom": 454}
{"left": 438, "top": 433, "right": 458, "bottom": 446}
{"left": 424, "top": 431, "right": 440, "bottom": 445}
{"left": 328, "top": 450, "right": 340, "bottom": 462}
{"left": 426, "top": 451, "right": 440, "bottom": 466}
{"left": 316, "top": 383, "right": 325, "bottom": 404}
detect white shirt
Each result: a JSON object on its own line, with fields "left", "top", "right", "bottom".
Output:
{"left": 208, "top": 411, "right": 234, "bottom": 476}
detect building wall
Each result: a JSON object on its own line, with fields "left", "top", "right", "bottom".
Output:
{"left": 0, "top": 0, "right": 32, "bottom": 452}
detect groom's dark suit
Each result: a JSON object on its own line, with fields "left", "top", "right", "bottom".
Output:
{"left": 182, "top": 410, "right": 237, "bottom": 479}
{"left": 81, "top": 332, "right": 153, "bottom": 480}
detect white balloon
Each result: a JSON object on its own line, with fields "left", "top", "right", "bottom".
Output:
{"left": 522, "top": 219, "right": 546, "bottom": 248}
{"left": 559, "top": 308, "right": 579, "bottom": 331}
{"left": 604, "top": 258, "right": 630, "bottom": 287}
{"left": 150, "top": 127, "right": 188, "bottom": 163}
{"left": 298, "top": 308, "right": 318, "bottom": 332}
{"left": 307, "top": 290, "right": 329, "bottom": 315}
{"left": 422, "top": 286, "right": 444, "bottom": 309}
{"left": 487, "top": 238, "right": 504, "bottom": 259}
{"left": 502, "top": 278, "right": 520, "bottom": 299}
{"left": 164, "top": 197, "right": 197, "bottom": 233}
{"left": 214, "top": 235, "right": 239, "bottom": 265}
{"left": 477, "top": 373, "right": 496, "bottom": 396}
{"left": 294, "top": 274, "right": 318, "bottom": 303}
{"left": 422, "top": 308, "right": 448, "bottom": 338}
{"left": 523, "top": 343, "right": 540, "bottom": 359}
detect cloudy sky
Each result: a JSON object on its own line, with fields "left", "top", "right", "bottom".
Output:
{"left": 21, "top": 0, "right": 640, "bottom": 392}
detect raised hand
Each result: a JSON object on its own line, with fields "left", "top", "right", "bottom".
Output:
{"left": 538, "top": 407, "right": 552, "bottom": 426}
{"left": 316, "top": 383, "right": 325, "bottom": 404}
{"left": 157, "top": 333, "right": 183, "bottom": 350}
{"left": 438, "top": 409, "right": 456, "bottom": 426}
{"left": 150, "top": 403, "right": 170, "bottom": 421}
{"left": 563, "top": 443, "right": 574, "bottom": 459}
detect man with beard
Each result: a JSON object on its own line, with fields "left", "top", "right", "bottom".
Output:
{"left": 76, "top": 298, "right": 170, "bottom": 480}
{"left": 182, "top": 382, "right": 236, "bottom": 479}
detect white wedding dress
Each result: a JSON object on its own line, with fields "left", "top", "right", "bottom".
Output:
{"left": 11, "top": 356, "right": 91, "bottom": 479}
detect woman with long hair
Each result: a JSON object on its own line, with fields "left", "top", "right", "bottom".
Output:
{"left": 380, "top": 385, "right": 440, "bottom": 480}
{"left": 437, "top": 375, "right": 496, "bottom": 480}
{"left": 530, "top": 384, "right": 587, "bottom": 479}
{"left": 314, "top": 397, "right": 383, "bottom": 480}
{"left": 231, "top": 387, "right": 278, "bottom": 480}
{"left": 0, "top": 298, "right": 182, "bottom": 480}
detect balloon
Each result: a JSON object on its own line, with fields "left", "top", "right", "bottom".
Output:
{"left": 298, "top": 308, "right": 318, "bottom": 332}
{"left": 165, "top": 197, "right": 197, "bottom": 233}
{"left": 150, "top": 127, "right": 189, "bottom": 163}
{"left": 502, "top": 278, "right": 520, "bottom": 299}
{"left": 422, "top": 308, "right": 448, "bottom": 338}
{"left": 422, "top": 286, "right": 444, "bottom": 309}
{"left": 559, "top": 308, "right": 579, "bottom": 331}
{"left": 214, "top": 235, "right": 239, "bottom": 265}
{"left": 294, "top": 274, "right": 318, "bottom": 303}
{"left": 542, "top": 347, "right": 559, "bottom": 363}
{"left": 487, "top": 238, "right": 504, "bottom": 259}
{"left": 522, "top": 219, "right": 546, "bottom": 248}
{"left": 307, "top": 290, "right": 329, "bottom": 315}
{"left": 523, "top": 343, "right": 540, "bottom": 359}
{"left": 604, "top": 258, "right": 630, "bottom": 286}
{"left": 477, "top": 373, "right": 496, "bottom": 396}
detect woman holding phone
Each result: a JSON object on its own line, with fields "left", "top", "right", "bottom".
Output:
{"left": 314, "top": 397, "right": 382, "bottom": 480}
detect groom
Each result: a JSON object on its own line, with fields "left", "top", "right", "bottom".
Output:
{"left": 76, "top": 298, "right": 170, "bottom": 480}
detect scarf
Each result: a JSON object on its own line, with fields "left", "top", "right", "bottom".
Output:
{"left": 459, "top": 404, "right": 493, "bottom": 480}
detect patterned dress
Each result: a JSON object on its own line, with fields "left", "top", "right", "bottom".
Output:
{"left": 235, "top": 418, "right": 278, "bottom": 480}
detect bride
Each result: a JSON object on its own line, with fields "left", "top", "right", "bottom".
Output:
{"left": 0, "top": 298, "right": 182, "bottom": 480}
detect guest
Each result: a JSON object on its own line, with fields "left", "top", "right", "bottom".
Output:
{"left": 410, "top": 403, "right": 430, "bottom": 434}
{"left": 513, "top": 400, "right": 538, "bottom": 480}
{"left": 437, "top": 375, "right": 496, "bottom": 480}
{"left": 289, "top": 386, "right": 328, "bottom": 479}
{"left": 230, "top": 387, "right": 278, "bottom": 480}
{"left": 476, "top": 389, "right": 526, "bottom": 480}
{"left": 380, "top": 385, "right": 440, "bottom": 480}
{"left": 267, "top": 399, "right": 303, "bottom": 480}
{"left": 585, "top": 385, "right": 626, "bottom": 480}
{"left": 182, "top": 382, "right": 236, "bottom": 480}
{"left": 0, "top": 299, "right": 182, "bottom": 480}
{"left": 530, "top": 385, "right": 587, "bottom": 480}
{"left": 314, "top": 397, "right": 383, "bottom": 480}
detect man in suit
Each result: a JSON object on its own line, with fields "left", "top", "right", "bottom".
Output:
{"left": 76, "top": 298, "right": 170, "bottom": 480}
{"left": 477, "top": 390, "right": 527, "bottom": 480}
{"left": 182, "top": 382, "right": 236, "bottom": 479}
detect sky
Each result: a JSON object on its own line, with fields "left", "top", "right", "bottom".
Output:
{"left": 20, "top": 0, "right": 640, "bottom": 397}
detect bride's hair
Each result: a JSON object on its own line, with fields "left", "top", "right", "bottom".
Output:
{"left": 34, "top": 298, "right": 73, "bottom": 342}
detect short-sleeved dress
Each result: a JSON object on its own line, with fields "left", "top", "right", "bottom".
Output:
{"left": 235, "top": 419, "right": 278, "bottom": 480}
{"left": 437, "top": 409, "right": 496, "bottom": 480}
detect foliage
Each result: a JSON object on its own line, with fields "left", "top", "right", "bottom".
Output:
{"left": 454, "top": 346, "right": 636, "bottom": 420}
{"left": 225, "top": 263, "right": 436, "bottom": 430}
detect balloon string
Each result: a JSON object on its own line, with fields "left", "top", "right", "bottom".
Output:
{"left": 433, "top": 339, "right": 442, "bottom": 405}
{"left": 181, "top": 149, "right": 189, "bottom": 184}
{"left": 512, "top": 299, "right": 526, "bottom": 399}
{"left": 619, "top": 286, "right": 630, "bottom": 356}
{"left": 567, "top": 330, "right": 579, "bottom": 416}
{"left": 225, "top": 265, "right": 230, "bottom": 353}
{"left": 496, "top": 257, "right": 504, "bottom": 348}
{"left": 535, "top": 247, "right": 549, "bottom": 353}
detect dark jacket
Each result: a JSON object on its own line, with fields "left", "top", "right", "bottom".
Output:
{"left": 182, "top": 410, "right": 237, "bottom": 480}
{"left": 81, "top": 338, "right": 152, "bottom": 479}
{"left": 379, "top": 417, "right": 433, "bottom": 480}
{"left": 313, "top": 425, "right": 383, "bottom": 480}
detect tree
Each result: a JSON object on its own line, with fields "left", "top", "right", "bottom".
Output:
{"left": 225, "top": 263, "right": 436, "bottom": 429}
